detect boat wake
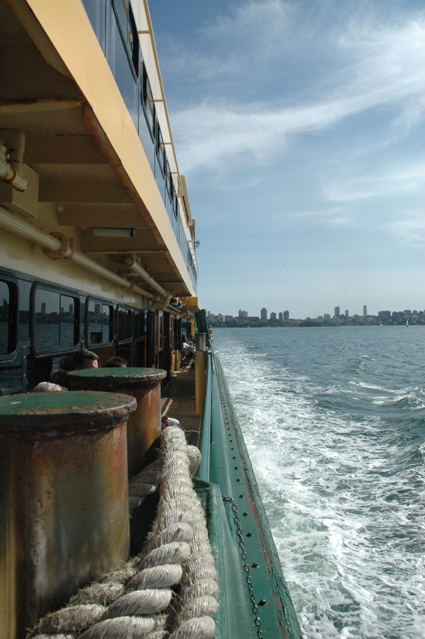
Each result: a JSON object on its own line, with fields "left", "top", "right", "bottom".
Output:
{"left": 215, "top": 328, "right": 425, "bottom": 639}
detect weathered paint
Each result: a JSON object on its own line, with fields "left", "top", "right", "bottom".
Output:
{"left": 0, "top": 390, "right": 135, "bottom": 639}
{"left": 68, "top": 368, "right": 167, "bottom": 476}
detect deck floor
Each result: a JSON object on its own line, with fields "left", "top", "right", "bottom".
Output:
{"left": 161, "top": 363, "right": 201, "bottom": 446}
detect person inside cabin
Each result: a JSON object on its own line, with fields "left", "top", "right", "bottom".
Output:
{"left": 58, "top": 354, "right": 75, "bottom": 371}
{"left": 104, "top": 355, "right": 127, "bottom": 368}
{"left": 74, "top": 349, "right": 99, "bottom": 370}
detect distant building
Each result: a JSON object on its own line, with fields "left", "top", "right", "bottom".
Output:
{"left": 238, "top": 309, "right": 248, "bottom": 319}
{"left": 270, "top": 312, "right": 276, "bottom": 321}
{"left": 283, "top": 310, "right": 289, "bottom": 320}
{"left": 334, "top": 306, "right": 340, "bottom": 318}
{"left": 278, "top": 312, "right": 283, "bottom": 321}
{"left": 260, "top": 307, "right": 267, "bottom": 321}
{"left": 344, "top": 309, "right": 349, "bottom": 317}
{"left": 378, "top": 310, "right": 391, "bottom": 322}
{"left": 363, "top": 305, "right": 367, "bottom": 317}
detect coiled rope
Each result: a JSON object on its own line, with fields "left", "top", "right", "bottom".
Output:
{"left": 30, "top": 426, "right": 218, "bottom": 639}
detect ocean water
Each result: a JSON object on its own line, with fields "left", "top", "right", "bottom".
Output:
{"left": 213, "top": 326, "right": 425, "bottom": 639}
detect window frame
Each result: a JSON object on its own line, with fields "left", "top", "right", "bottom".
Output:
{"left": 117, "top": 305, "right": 133, "bottom": 343}
{"left": 86, "top": 297, "right": 115, "bottom": 347}
{"left": 31, "top": 284, "right": 80, "bottom": 356}
{"left": 0, "top": 276, "right": 18, "bottom": 361}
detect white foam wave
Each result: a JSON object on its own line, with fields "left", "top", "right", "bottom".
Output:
{"left": 215, "top": 330, "right": 425, "bottom": 639}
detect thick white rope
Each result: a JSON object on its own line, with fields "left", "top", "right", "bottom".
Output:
{"left": 29, "top": 426, "right": 218, "bottom": 639}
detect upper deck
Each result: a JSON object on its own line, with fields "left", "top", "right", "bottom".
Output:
{"left": 0, "top": 0, "right": 198, "bottom": 308}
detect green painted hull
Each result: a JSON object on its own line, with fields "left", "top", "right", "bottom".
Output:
{"left": 196, "top": 349, "right": 302, "bottom": 638}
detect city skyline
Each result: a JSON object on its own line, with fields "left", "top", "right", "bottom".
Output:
{"left": 209, "top": 304, "right": 425, "bottom": 321}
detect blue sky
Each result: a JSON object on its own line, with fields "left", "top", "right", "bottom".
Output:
{"left": 149, "top": 0, "right": 425, "bottom": 318}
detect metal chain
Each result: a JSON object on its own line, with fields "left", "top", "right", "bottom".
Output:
{"left": 223, "top": 495, "right": 264, "bottom": 639}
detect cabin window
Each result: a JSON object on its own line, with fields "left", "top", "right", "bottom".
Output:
{"left": 102, "top": 304, "right": 113, "bottom": 343}
{"left": 34, "top": 287, "right": 78, "bottom": 354}
{"left": 142, "top": 67, "right": 155, "bottom": 140}
{"left": 156, "top": 127, "right": 166, "bottom": 178}
{"left": 129, "top": 4, "right": 139, "bottom": 76}
{"left": 87, "top": 299, "right": 113, "bottom": 345}
{"left": 34, "top": 289, "right": 59, "bottom": 353}
{"left": 118, "top": 307, "right": 132, "bottom": 340}
{"left": 135, "top": 311, "right": 146, "bottom": 339}
{"left": 60, "top": 295, "right": 76, "bottom": 348}
{"left": 0, "top": 280, "right": 17, "bottom": 356}
{"left": 112, "top": 0, "right": 128, "bottom": 39}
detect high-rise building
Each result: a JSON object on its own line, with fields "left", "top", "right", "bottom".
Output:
{"left": 334, "top": 306, "right": 340, "bottom": 318}
{"left": 278, "top": 312, "right": 283, "bottom": 321}
{"left": 283, "top": 310, "right": 289, "bottom": 320}
{"left": 260, "top": 307, "right": 267, "bottom": 321}
{"left": 238, "top": 309, "right": 248, "bottom": 319}
{"left": 363, "top": 305, "right": 367, "bottom": 317}
{"left": 270, "top": 312, "right": 276, "bottom": 321}
{"left": 344, "top": 309, "right": 349, "bottom": 318}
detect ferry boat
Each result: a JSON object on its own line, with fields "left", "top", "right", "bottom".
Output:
{"left": 0, "top": 1, "right": 301, "bottom": 637}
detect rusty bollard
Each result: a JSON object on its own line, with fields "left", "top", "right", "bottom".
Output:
{"left": 0, "top": 390, "right": 136, "bottom": 639}
{"left": 68, "top": 367, "right": 167, "bottom": 477}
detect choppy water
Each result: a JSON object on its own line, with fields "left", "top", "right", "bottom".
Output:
{"left": 213, "top": 326, "right": 425, "bottom": 639}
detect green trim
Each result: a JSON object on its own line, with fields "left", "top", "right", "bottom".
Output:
{"left": 196, "top": 353, "right": 212, "bottom": 481}
{"left": 196, "top": 349, "right": 302, "bottom": 639}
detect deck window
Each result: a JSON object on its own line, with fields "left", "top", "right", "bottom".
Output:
{"left": 60, "top": 295, "right": 76, "bottom": 348}
{"left": 156, "top": 127, "right": 166, "bottom": 178}
{"left": 142, "top": 67, "right": 155, "bottom": 140}
{"left": 88, "top": 299, "right": 113, "bottom": 345}
{"left": 102, "top": 304, "right": 114, "bottom": 343}
{"left": 129, "top": 4, "right": 139, "bottom": 76}
{"left": 0, "top": 280, "right": 17, "bottom": 356}
{"left": 135, "top": 310, "right": 146, "bottom": 339}
{"left": 34, "top": 287, "right": 79, "bottom": 354}
{"left": 118, "top": 307, "right": 132, "bottom": 340}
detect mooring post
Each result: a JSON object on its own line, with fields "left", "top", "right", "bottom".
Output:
{"left": 0, "top": 390, "right": 136, "bottom": 639}
{"left": 68, "top": 367, "right": 167, "bottom": 477}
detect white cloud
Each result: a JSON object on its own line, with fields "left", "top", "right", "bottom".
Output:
{"left": 324, "top": 161, "right": 425, "bottom": 202}
{"left": 387, "top": 214, "right": 425, "bottom": 245}
{"left": 170, "top": 5, "right": 425, "bottom": 175}
{"left": 288, "top": 207, "right": 356, "bottom": 227}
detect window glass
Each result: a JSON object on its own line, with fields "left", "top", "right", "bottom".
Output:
{"left": 129, "top": 5, "right": 139, "bottom": 76}
{"left": 107, "top": 5, "right": 138, "bottom": 128}
{"left": 88, "top": 299, "right": 102, "bottom": 344}
{"left": 143, "top": 69, "right": 155, "bottom": 138}
{"left": 118, "top": 308, "right": 132, "bottom": 340}
{"left": 102, "top": 304, "right": 113, "bottom": 342}
{"left": 135, "top": 311, "right": 146, "bottom": 339}
{"left": 156, "top": 127, "right": 165, "bottom": 177}
{"left": 0, "top": 280, "right": 16, "bottom": 355}
{"left": 113, "top": 0, "right": 128, "bottom": 36}
{"left": 60, "top": 295, "right": 76, "bottom": 348}
{"left": 34, "top": 288, "right": 60, "bottom": 353}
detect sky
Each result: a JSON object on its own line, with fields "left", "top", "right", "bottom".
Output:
{"left": 149, "top": 0, "right": 425, "bottom": 319}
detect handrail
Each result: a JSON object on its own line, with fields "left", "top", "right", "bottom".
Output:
{"left": 195, "top": 349, "right": 212, "bottom": 481}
